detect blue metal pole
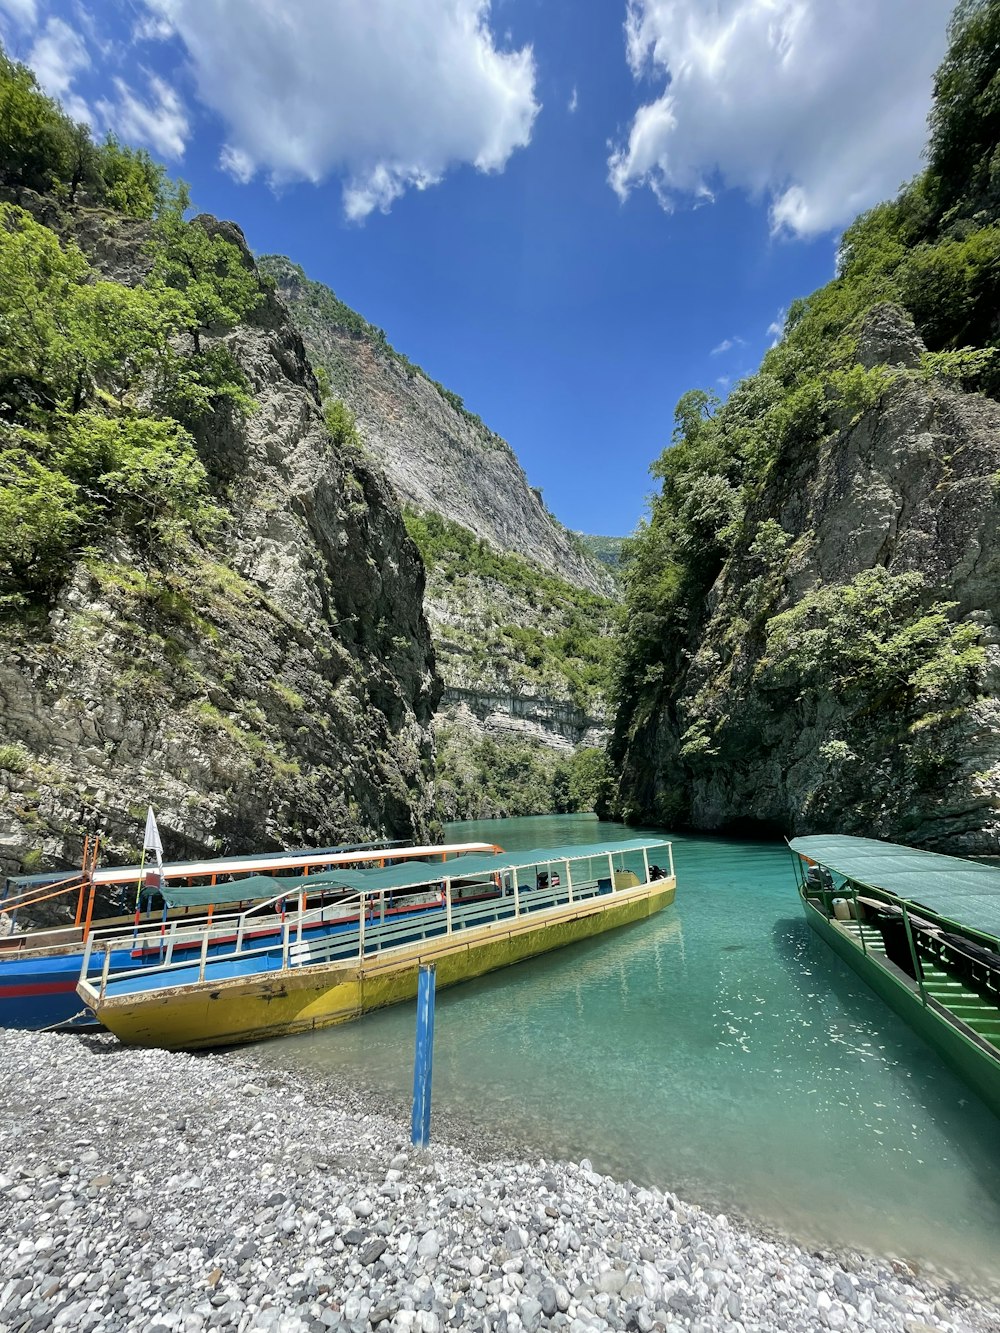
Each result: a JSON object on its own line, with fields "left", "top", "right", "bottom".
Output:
{"left": 411, "top": 963, "right": 436, "bottom": 1148}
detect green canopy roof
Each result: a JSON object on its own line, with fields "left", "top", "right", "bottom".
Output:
{"left": 159, "top": 838, "right": 670, "bottom": 908}
{"left": 790, "top": 834, "right": 1000, "bottom": 941}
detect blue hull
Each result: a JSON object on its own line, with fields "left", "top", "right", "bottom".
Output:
{"left": 0, "top": 895, "right": 455, "bottom": 1030}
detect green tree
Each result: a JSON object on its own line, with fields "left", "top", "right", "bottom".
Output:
{"left": 324, "top": 398, "right": 361, "bottom": 449}
{"left": 0, "top": 445, "right": 83, "bottom": 602}
{"left": 0, "top": 51, "right": 75, "bottom": 193}
{"left": 95, "top": 135, "right": 173, "bottom": 219}
{"left": 152, "top": 211, "right": 261, "bottom": 352}
{"left": 926, "top": 0, "right": 1000, "bottom": 224}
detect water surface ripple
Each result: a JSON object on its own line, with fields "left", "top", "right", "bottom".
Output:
{"left": 257, "top": 815, "right": 1000, "bottom": 1280}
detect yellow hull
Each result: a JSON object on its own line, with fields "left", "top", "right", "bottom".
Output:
{"left": 84, "top": 880, "right": 676, "bottom": 1050}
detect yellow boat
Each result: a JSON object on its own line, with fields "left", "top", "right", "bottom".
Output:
{"left": 78, "top": 839, "right": 676, "bottom": 1050}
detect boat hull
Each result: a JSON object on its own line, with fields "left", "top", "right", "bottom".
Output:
{"left": 801, "top": 894, "right": 1000, "bottom": 1119}
{"left": 87, "top": 880, "right": 676, "bottom": 1051}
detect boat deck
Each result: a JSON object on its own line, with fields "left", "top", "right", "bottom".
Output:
{"left": 833, "top": 918, "right": 1000, "bottom": 1049}
{"left": 99, "top": 876, "right": 616, "bottom": 998}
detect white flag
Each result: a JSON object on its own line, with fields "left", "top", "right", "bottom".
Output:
{"left": 143, "top": 806, "right": 163, "bottom": 870}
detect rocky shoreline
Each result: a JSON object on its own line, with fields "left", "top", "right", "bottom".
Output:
{"left": 1, "top": 1030, "right": 997, "bottom": 1333}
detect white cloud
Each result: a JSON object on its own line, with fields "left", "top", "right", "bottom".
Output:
{"left": 0, "top": 0, "right": 37, "bottom": 28}
{"left": 219, "top": 143, "right": 254, "bottom": 184}
{"left": 133, "top": 13, "right": 175, "bottom": 42}
{"left": 138, "top": 0, "right": 539, "bottom": 218}
{"left": 711, "top": 335, "right": 744, "bottom": 356}
{"left": 28, "top": 17, "right": 88, "bottom": 97}
{"left": 609, "top": 0, "right": 954, "bottom": 237}
{"left": 568, "top": 86, "right": 578, "bottom": 113}
{"left": 98, "top": 71, "right": 189, "bottom": 159}
{"left": 24, "top": 16, "right": 92, "bottom": 123}
{"left": 767, "top": 308, "right": 787, "bottom": 347}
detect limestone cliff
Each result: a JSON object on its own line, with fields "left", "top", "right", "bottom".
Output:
{"left": 259, "top": 256, "right": 617, "bottom": 818}
{"left": 0, "top": 201, "right": 438, "bottom": 876}
{"left": 610, "top": 306, "right": 1000, "bottom": 852}
{"left": 258, "top": 257, "right": 614, "bottom": 598}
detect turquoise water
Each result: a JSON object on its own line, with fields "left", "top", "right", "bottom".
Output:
{"left": 256, "top": 815, "right": 1000, "bottom": 1279}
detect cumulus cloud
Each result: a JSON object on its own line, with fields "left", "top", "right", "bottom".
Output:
{"left": 609, "top": 0, "right": 953, "bottom": 237}
{"left": 568, "top": 86, "right": 578, "bottom": 113}
{"left": 139, "top": 0, "right": 539, "bottom": 218}
{"left": 98, "top": 72, "right": 189, "bottom": 159}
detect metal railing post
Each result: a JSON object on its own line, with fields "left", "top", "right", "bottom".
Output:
{"left": 902, "top": 906, "right": 926, "bottom": 1005}
{"left": 82, "top": 881, "right": 97, "bottom": 941}
{"left": 852, "top": 886, "right": 866, "bottom": 954}
{"left": 608, "top": 854, "right": 615, "bottom": 891}
{"left": 80, "top": 930, "right": 95, "bottom": 984}
{"left": 99, "top": 946, "right": 111, "bottom": 1002}
{"left": 642, "top": 847, "right": 650, "bottom": 884}
{"left": 282, "top": 917, "right": 291, "bottom": 970}
{"left": 358, "top": 896, "right": 366, "bottom": 960}
{"left": 445, "top": 879, "right": 452, "bottom": 934}
{"left": 198, "top": 931, "right": 209, "bottom": 982}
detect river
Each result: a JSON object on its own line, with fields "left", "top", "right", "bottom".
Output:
{"left": 255, "top": 814, "right": 1000, "bottom": 1281}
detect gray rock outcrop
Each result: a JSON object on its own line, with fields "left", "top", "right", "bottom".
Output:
{"left": 260, "top": 255, "right": 617, "bottom": 814}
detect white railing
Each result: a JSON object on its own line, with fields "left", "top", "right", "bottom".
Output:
{"left": 80, "top": 848, "right": 674, "bottom": 1003}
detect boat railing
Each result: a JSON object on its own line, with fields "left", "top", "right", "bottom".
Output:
{"left": 78, "top": 857, "right": 664, "bottom": 1003}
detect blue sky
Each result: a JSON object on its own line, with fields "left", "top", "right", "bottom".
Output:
{"left": 0, "top": 0, "right": 955, "bottom": 536}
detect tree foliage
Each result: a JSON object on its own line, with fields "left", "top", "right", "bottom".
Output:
{"left": 0, "top": 51, "right": 173, "bottom": 217}
{"left": 0, "top": 58, "right": 266, "bottom": 609}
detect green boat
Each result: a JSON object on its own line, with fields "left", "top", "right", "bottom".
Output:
{"left": 789, "top": 834, "right": 1000, "bottom": 1120}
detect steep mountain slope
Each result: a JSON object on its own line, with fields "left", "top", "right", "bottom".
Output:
{"left": 259, "top": 256, "right": 614, "bottom": 597}
{"left": 261, "top": 255, "right": 618, "bottom": 818}
{"left": 0, "top": 57, "right": 438, "bottom": 875}
{"left": 608, "top": 2, "right": 1000, "bottom": 852}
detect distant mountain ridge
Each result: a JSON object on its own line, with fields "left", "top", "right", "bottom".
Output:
{"left": 259, "top": 255, "right": 615, "bottom": 599}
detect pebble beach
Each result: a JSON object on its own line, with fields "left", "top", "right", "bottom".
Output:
{"left": 1, "top": 1029, "right": 997, "bottom": 1333}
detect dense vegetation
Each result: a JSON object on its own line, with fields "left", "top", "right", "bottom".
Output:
{"left": 404, "top": 507, "right": 615, "bottom": 713}
{"left": 609, "top": 0, "right": 998, "bottom": 826}
{"left": 0, "top": 50, "right": 262, "bottom": 614}
{"left": 433, "top": 729, "right": 609, "bottom": 821}
{"left": 574, "top": 533, "right": 625, "bottom": 572}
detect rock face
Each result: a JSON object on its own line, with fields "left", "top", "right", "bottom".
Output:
{"left": 261, "top": 256, "right": 617, "bottom": 814}
{"left": 612, "top": 307, "right": 1000, "bottom": 852}
{"left": 0, "top": 207, "right": 439, "bottom": 877}
{"left": 259, "top": 257, "right": 614, "bottom": 598}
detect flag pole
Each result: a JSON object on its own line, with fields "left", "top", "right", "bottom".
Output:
{"left": 132, "top": 846, "right": 147, "bottom": 947}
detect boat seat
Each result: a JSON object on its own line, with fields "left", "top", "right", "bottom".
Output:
{"left": 939, "top": 932, "right": 1000, "bottom": 978}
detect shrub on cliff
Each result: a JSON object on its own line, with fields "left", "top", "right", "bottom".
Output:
{"left": 0, "top": 50, "right": 264, "bottom": 609}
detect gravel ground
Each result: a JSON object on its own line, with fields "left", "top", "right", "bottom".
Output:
{"left": 0, "top": 1029, "right": 997, "bottom": 1333}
